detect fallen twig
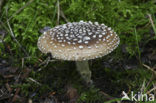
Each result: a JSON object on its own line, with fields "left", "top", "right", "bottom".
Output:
{"left": 0, "top": 30, "right": 6, "bottom": 43}
{"left": 0, "top": 87, "right": 11, "bottom": 101}
{"left": 56, "top": 0, "right": 69, "bottom": 24}
{"left": 140, "top": 79, "right": 146, "bottom": 93}
{"left": 99, "top": 91, "right": 117, "bottom": 100}
{"left": 28, "top": 99, "right": 33, "bottom": 103}
{"left": 11, "top": 88, "right": 20, "bottom": 102}
{"left": 60, "top": 9, "right": 69, "bottom": 23}
{"left": 28, "top": 77, "right": 41, "bottom": 86}
{"left": 143, "top": 64, "right": 156, "bottom": 75}
{"left": 56, "top": 0, "right": 60, "bottom": 25}
{"left": 143, "top": 64, "right": 156, "bottom": 95}
{"left": 37, "top": 56, "right": 57, "bottom": 72}
{"left": 146, "top": 86, "right": 156, "bottom": 95}
{"left": 147, "top": 14, "right": 156, "bottom": 36}
{"left": 146, "top": 74, "right": 154, "bottom": 90}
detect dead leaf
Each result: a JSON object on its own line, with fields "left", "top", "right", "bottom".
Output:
{"left": 66, "top": 86, "right": 78, "bottom": 103}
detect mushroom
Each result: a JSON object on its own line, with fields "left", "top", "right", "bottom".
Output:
{"left": 37, "top": 20, "right": 120, "bottom": 84}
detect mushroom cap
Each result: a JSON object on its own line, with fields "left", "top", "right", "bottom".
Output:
{"left": 37, "top": 21, "right": 120, "bottom": 61}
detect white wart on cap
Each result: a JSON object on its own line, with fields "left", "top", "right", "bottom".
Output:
{"left": 37, "top": 20, "right": 120, "bottom": 61}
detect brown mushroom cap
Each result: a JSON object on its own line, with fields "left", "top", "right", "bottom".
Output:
{"left": 37, "top": 20, "right": 120, "bottom": 61}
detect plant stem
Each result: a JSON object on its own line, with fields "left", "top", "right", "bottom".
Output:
{"left": 76, "top": 61, "right": 91, "bottom": 84}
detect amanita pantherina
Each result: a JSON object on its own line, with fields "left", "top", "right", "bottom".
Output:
{"left": 37, "top": 20, "right": 120, "bottom": 84}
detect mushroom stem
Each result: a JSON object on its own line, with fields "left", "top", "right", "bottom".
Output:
{"left": 76, "top": 61, "right": 91, "bottom": 84}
